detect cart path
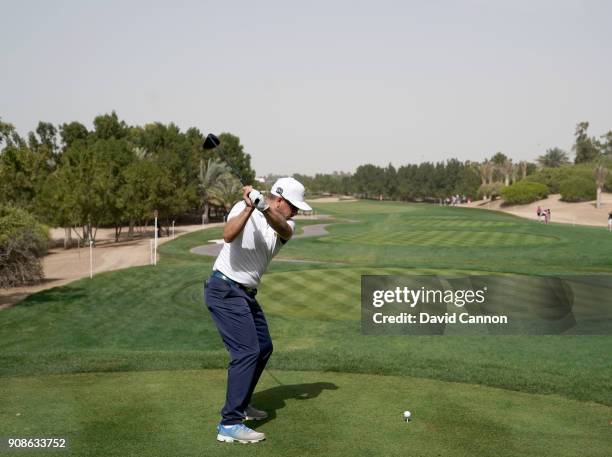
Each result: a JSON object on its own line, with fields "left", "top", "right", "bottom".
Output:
{"left": 190, "top": 223, "right": 335, "bottom": 259}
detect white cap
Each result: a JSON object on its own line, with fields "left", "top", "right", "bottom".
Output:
{"left": 270, "top": 177, "right": 312, "bottom": 211}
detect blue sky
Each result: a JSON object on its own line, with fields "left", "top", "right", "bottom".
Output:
{"left": 2, "top": 0, "right": 611, "bottom": 175}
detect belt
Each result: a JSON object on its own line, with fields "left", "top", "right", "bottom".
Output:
{"left": 211, "top": 270, "right": 257, "bottom": 294}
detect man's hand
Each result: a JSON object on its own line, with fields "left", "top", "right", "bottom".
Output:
{"left": 242, "top": 186, "right": 254, "bottom": 208}
{"left": 248, "top": 189, "right": 270, "bottom": 212}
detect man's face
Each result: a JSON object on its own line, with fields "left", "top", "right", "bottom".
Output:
{"left": 274, "top": 196, "right": 299, "bottom": 219}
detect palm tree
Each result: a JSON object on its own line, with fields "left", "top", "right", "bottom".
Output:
{"left": 478, "top": 160, "right": 495, "bottom": 199}
{"left": 511, "top": 162, "right": 520, "bottom": 184}
{"left": 500, "top": 158, "right": 513, "bottom": 186}
{"left": 478, "top": 160, "right": 494, "bottom": 185}
{"left": 199, "top": 158, "right": 232, "bottom": 224}
{"left": 519, "top": 161, "right": 528, "bottom": 179}
{"left": 537, "top": 148, "right": 570, "bottom": 168}
{"left": 208, "top": 174, "right": 243, "bottom": 220}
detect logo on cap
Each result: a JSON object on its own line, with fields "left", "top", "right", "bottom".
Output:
{"left": 276, "top": 187, "right": 283, "bottom": 195}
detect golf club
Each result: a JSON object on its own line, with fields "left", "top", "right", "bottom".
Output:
{"left": 203, "top": 133, "right": 262, "bottom": 206}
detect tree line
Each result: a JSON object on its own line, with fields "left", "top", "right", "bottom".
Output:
{"left": 0, "top": 112, "right": 256, "bottom": 247}
{"left": 291, "top": 122, "right": 612, "bottom": 202}
{"left": 2, "top": 115, "right": 611, "bottom": 237}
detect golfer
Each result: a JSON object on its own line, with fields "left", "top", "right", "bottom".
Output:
{"left": 204, "top": 177, "right": 311, "bottom": 443}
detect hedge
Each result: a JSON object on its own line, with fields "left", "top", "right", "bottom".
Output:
{"left": 559, "top": 177, "right": 597, "bottom": 202}
{"left": 501, "top": 181, "right": 549, "bottom": 205}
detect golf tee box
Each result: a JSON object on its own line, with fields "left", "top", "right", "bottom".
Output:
{"left": 361, "top": 274, "right": 612, "bottom": 335}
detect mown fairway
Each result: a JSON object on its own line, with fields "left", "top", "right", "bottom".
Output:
{"left": 1, "top": 201, "right": 611, "bottom": 456}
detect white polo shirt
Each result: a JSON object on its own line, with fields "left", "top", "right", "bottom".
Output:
{"left": 212, "top": 201, "right": 295, "bottom": 287}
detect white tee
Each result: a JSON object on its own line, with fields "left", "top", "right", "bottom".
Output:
{"left": 212, "top": 201, "right": 295, "bottom": 287}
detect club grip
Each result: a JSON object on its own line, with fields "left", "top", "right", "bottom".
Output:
{"left": 248, "top": 190, "right": 261, "bottom": 206}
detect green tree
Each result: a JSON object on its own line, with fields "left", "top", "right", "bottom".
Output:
{"left": 600, "top": 131, "right": 612, "bottom": 157}
{"left": 573, "top": 122, "right": 600, "bottom": 164}
{"left": 90, "top": 138, "right": 136, "bottom": 241}
{"left": 518, "top": 161, "right": 529, "bottom": 179}
{"left": 383, "top": 164, "right": 397, "bottom": 199}
{"left": 36, "top": 169, "right": 78, "bottom": 248}
{"left": 0, "top": 141, "right": 51, "bottom": 212}
{"left": 537, "top": 148, "right": 570, "bottom": 168}
{"left": 487, "top": 152, "right": 511, "bottom": 185}
{"left": 131, "top": 122, "right": 201, "bottom": 219}
{"left": 199, "top": 158, "right": 233, "bottom": 224}
{"left": 50, "top": 141, "right": 113, "bottom": 243}
{"left": 212, "top": 133, "right": 256, "bottom": 185}
{"left": 501, "top": 158, "right": 513, "bottom": 186}
{"left": 60, "top": 121, "right": 89, "bottom": 149}
{"left": 477, "top": 160, "right": 495, "bottom": 198}
{"left": 208, "top": 173, "right": 243, "bottom": 219}
{"left": 93, "top": 111, "right": 129, "bottom": 140}
{"left": 42, "top": 124, "right": 83, "bottom": 247}
{"left": 353, "top": 164, "right": 385, "bottom": 199}
{"left": 455, "top": 162, "right": 481, "bottom": 198}
{"left": 121, "top": 160, "right": 167, "bottom": 237}
{"left": 0, "top": 118, "right": 25, "bottom": 148}
{"left": 491, "top": 152, "right": 508, "bottom": 166}
{"left": 34, "top": 122, "right": 59, "bottom": 153}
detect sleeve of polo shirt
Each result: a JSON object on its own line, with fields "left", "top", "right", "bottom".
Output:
{"left": 226, "top": 201, "right": 247, "bottom": 221}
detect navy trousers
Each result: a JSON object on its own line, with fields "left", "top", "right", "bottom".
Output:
{"left": 204, "top": 275, "right": 273, "bottom": 425}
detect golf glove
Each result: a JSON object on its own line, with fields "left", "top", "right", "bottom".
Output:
{"left": 248, "top": 190, "right": 269, "bottom": 212}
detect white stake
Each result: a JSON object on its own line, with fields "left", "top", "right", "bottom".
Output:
{"left": 154, "top": 216, "right": 158, "bottom": 266}
{"left": 172, "top": 220, "right": 175, "bottom": 239}
{"left": 150, "top": 239, "right": 154, "bottom": 265}
{"left": 89, "top": 240, "right": 93, "bottom": 279}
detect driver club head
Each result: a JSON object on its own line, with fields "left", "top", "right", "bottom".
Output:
{"left": 202, "top": 133, "right": 220, "bottom": 150}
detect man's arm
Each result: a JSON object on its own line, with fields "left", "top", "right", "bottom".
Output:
{"left": 223, "top": 187, "right": 255, "bottom": 243}
{"left": 262, "top": 206, "right": 293, "bottom": 241}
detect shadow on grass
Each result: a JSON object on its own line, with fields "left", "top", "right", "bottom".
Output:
{"left": 250, "top": 377, "right": 338, "bottom": 427}
{"left": 17, "top": 285, "right": 87, "bottom": 307}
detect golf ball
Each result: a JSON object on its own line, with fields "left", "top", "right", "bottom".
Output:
{"left": 403, "top": 410, "right": 411, "bottom": 420}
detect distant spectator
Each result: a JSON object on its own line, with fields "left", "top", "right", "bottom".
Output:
{"left": 608, "top": 211, "right": 612, "bottom": 231}
{"left": 546, "top": 209, "right": 551, "bottom": 224}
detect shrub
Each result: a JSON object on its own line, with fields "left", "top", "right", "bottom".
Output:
{"left": 559, "top": 176, "right": 596, "bottom": 202}
{"left": 525, "top": 165, "right": 595, "bottom": 194}
{"left": 477, "top": 182, "right": 505, "bottom": 200}
{"left": 605, "top": 168, "right": 612, "bottom": 192}
{"left": 0, "top": 205, "right": 49, "bottom": 288}
{"left": 501, "top": 181, "right": 549, "bottom": 205}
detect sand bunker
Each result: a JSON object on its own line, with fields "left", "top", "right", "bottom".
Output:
{"left": 466, "top": 193, "right": 612, "bottom": 227}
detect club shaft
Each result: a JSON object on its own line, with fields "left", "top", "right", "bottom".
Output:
{"left": 217, "top": 147, "right": 245, "bottom": 185}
